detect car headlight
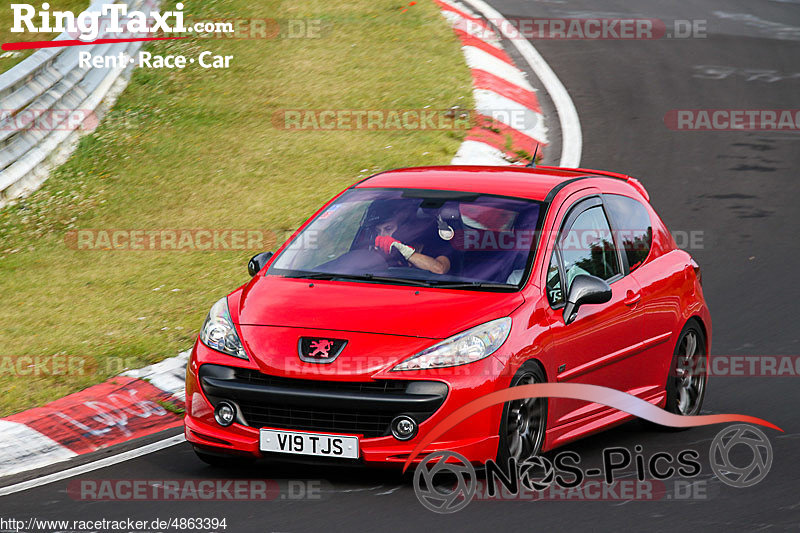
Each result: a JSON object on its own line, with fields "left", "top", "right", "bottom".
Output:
{"left": 392, "top": 317, "right": 511, "bottom": 371}
{"left": 199, "top": 297, "right": 248, "bottom": 360}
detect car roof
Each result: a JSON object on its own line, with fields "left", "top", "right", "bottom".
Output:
{"left": 355, "top": 165, "right": 594, "bottom": 202}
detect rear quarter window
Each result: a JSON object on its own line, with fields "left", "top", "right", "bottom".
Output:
{"left": 604, "top": 194, "right": 653, "bottom": 271}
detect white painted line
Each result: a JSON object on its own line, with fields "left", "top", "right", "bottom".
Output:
{"left": 122, "top": 350, "right": 190, "bottom": 399}
{"left": 437, "top": 0, "right": 478, "bottom": 17}
{"left": 464, "top": 0, "right": 583, "bottom": 167}
{"left": 451, "top": 140, "right": 510, "bottom": 165}
{"left": 462, "top": 46, "right": 533, "bottom": 90}
{"left": 473, "top": 89, "right": 548, "bottom": 144}
{"left": 0, "top": 421, "right": 77, "bottom": 478}
{"left": 0, "top": 434, "right": 185, "bottom": 497}
{"left": 439, "top": 7, "right": 503, "bottom": 48}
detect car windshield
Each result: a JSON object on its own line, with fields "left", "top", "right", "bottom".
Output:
{"left": 269, "top": 188, "right": 544, "bottom": 289}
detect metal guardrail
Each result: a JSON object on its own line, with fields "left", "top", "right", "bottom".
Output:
{"left": 0, "top": 0, "right": 158, "bottom": 208}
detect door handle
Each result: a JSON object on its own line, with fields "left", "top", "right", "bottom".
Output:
{"left": 624, "top": 290, "right": 641, "bottom": 306}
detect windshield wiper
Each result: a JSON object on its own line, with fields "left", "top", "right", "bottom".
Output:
{"left": 426, "top": 280, "right": 514, "bottom": 290}
{"left": 283, "top": 272, "right": 340, "bottom": 280}
{"left": 361, "top": 274, "right": 434, "bottom": 287}
{"left": 282, "top": 272, "right": 433, "bottom": 287}
{"left": 282, "top": 272, "right": 512, "bottom": 289}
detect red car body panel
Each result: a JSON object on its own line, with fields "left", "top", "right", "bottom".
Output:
{"left": 185, "top": 339, "right": 502, "bottom": 465}
{"left": 357, "top": 165, "right": 585, "bottom": 200}
{"left": 235, "top": 276, "right": 525, "bottom": 339}
{"left": 185, "top": 165, "right": 711, "bottom": 465}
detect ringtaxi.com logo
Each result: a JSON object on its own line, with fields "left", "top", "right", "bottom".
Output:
{"left": 10, "top": 2, "right": 203, "bottom": 42}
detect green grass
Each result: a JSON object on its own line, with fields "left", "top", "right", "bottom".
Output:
{"left": 157, "top": 398, "right": 186, "bottom": 415}
{"left": 0, "top": 0, "right": 90, "bottom": 73}
{"left": 0, "top": 0, "right": 473, "bottom": 416}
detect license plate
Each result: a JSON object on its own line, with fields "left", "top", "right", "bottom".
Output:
{"left": 259, "top": 429, "right": 359, "bottom": 459}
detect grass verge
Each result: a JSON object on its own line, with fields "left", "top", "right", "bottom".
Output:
{"left": 0, "top": 0, "right": 473, "bottom": 416}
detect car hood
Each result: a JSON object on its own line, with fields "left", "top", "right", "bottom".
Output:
{"left": 233, "top": 275, "right": 525, "bottom": 339}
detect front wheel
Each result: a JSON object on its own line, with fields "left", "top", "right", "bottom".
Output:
{"left": 497, "top": 361, "right": 548, "bottom": 467}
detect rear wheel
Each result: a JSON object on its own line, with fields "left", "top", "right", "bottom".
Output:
{"left": 497, "top": 362, "right": 548, "bottom": 467}
{"left": 665, "top": 322, "right": 707, "bottom": 417}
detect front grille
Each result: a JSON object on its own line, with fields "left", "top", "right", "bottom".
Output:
{"left": 234, "top": 368, "right": 406, "bottom": 436}
{"left": 233, "top": 368, "right": 407, "bottom": 395}
{"left": 199, "top": 364, "right": 448, "bottom": 438}
{"left": 238, "top": 404, "right": 395, "bottom": 437}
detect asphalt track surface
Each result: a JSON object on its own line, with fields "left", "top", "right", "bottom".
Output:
{"left": 2, "top": 0, "right": 799, "bottom": 531}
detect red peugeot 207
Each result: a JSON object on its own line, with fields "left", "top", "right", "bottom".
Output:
{"left": 184, "top": 165, "right": 710, "bottom": 467}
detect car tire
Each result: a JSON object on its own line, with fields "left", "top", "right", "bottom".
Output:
{"left": 658, "top": 321, "right": 707, "bottom": 429}
{"left": 496, "top": 361, "right": 548, "bottom": 469}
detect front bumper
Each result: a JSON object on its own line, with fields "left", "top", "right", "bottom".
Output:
{"left": 184, "top": 340, "right": 503, "bottom": 465}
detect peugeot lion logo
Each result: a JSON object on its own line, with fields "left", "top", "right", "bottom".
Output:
{"left": 298, "top": 337, "right": 347, "bottom": 363}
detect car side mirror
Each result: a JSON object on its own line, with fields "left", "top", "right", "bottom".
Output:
{"left": 248, "top": 252, "right": 273, "bottom": 276}
{"left": 563, "top": 274, "right": 612, "bottom": 325}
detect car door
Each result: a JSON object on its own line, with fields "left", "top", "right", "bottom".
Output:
{"left": 603, "top": 193, "right": 680, "bottom": 394}
{"left": 542, "top": 195, "right": 646, "bottom": 428}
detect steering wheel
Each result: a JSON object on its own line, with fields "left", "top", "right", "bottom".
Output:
{"left": 315, "top": 247, "right": 389, "bottom": 273}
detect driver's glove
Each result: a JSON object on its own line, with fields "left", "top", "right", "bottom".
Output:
{"left": 375, "top": 236, "right": 415, "bottom": 260}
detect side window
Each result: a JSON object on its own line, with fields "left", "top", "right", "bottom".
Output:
{"left": 559, "top": 206, "right": 620, "bottom": 292}
{"left": 546, "top": 251, "right": 564, "bottom": 306}
{"left": 604, "top": 194, "right": 653, "bottom": 271}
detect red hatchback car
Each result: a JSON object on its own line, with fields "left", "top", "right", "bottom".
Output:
{"left": 184, "top": 165, "right": 710, "bottom": 467}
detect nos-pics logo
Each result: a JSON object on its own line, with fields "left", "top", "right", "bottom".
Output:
{"left": 413, "top": 424, "right": 773, "bottom": 513}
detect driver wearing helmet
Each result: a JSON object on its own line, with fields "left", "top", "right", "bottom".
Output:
{"left": 371, "top": 207, "right": 451, "bottom": 275}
